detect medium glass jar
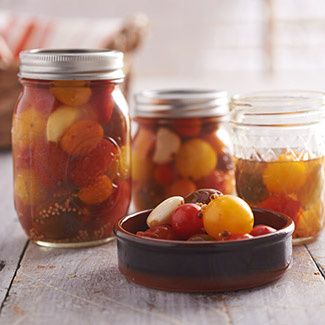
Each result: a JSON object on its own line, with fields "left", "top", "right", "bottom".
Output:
{"left": 12, "top": 49, "right": 131, "bottom": 248}
{"left": 231, "top": 91, "right": 325, "bottom": 244}
{"left": 132, "top": 89, "right": 235, "bottom": 211}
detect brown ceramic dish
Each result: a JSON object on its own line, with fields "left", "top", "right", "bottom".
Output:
{"left": 114, "top": 208, "right": 294, "bottom": 292}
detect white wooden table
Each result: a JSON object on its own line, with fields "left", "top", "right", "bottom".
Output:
{"left": 1, "top": 151, "right": 325, "bottom": 325}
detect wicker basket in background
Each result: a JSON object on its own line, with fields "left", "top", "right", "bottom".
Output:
{"left": 0, "top": 14, "right": 148, "bottom": 150}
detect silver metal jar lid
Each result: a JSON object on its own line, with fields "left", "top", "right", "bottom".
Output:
{"left": 19, "top": 49, "right": 124, "bottom": 81}
{"left": 134, "top": 89, "right": 229, "bottom": 118}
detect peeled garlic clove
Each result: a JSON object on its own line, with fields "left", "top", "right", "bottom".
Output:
{"left": 147, "top": 196, "right": 184, "bottom": 228}
{"left": 153, "top": 128, "right": 181, "bottom": 164}
{"left": 47, "top": 106, "right": 80, "bottom": 142}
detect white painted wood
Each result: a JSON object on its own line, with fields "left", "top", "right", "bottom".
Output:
{"left": 306, "top": 230, "right": 325, "bottom": 276}
{"left": 0, "top": 153, "right": 28, "bottom": 306}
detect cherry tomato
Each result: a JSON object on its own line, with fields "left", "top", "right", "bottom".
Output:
{"left": 263, "top": 159, "right": 307, "bottom": 194}
{"left": 170, "top": 203, "right": 203, "bottom": 240}
{"left": 136, "top": 225, "right": 176, "bottom": 240}
{"left": 203, "top": 195, "right": 254, "bottom": 239}
{"left": 90, "top": 180, "right": 131, "bottom": 230}
{"left": 22, "top": 84, "right": 56, "bottom": 115}
{"left": 258, "top": 194, "right": 301, "bottom": 225}
{"left": 226, "top": 233, "right": 253, "bottom": 241}
{"left": 153, "top": 163, "right": 176, "bottom": 186}
{"left": 12, "top": 107, "right": 46, "bottom": 148}
{"left": 90, "top": 83, "right": 114, "bottom": 123}
{"left": 167, "top": 179, "right": 196, "bottom": 198}
{"left": 173, "top": 118, "right": 201, "bottom": 137}
{"left": 196, "top": 170, "right": 234, "bottom": 194}
{"left": 175, "top": 139, "right": 216, "bottom": 180}
{"left": 250, "top": 225, "right": 276, "bottom": 237}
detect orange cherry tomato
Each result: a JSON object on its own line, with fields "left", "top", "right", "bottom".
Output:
{"left": 60, "top": 120, "right": 104, "bottom": 156}
{"left": 78, "top": 175, "right": 113, "bottom": 205}
{"left": 167, "top": 179, "right": 196, "bottom": 198}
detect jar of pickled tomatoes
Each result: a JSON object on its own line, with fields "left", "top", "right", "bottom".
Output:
{"left": 132, "top": 89, "right": 235, "bottom": 211}
{"left": 12, "top": 49, "right": 131, "bottom": 248}
{"left": 231, "top": 91, "right": 325, "bottom": 244}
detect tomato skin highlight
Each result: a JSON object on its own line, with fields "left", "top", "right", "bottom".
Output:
{"left": 171, "top": 203, "right": 203, "bottom": 240}
{"left": 250, "top": 225, "right": 276, "bottom": 237}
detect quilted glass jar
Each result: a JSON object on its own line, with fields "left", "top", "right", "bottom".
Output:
{"left": 231, "top": 91, "right": 325, "bottom": 244}
{"left": 12, "top": 49, "right": 131, "bottom": 248}
{"left": 132, "top": 89, "right": 235, "bottom": 211}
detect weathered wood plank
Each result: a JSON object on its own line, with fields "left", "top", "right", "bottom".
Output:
{"left": 1, "top": 238, "right": 324, "bottom": 325}
{"left": 0, "top": 153, "right": 28, "bottom": 307}
{"left": 306, "top": 230, "right": 325, "bottom": 277}
{"left": 219, "top": 246, "right": 325, "bottom": 324}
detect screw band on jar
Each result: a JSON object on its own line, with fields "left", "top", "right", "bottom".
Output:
{"left": 19, "top": 49, "right": 124, "bottom": 81}
{"left": 134, "top": 89, "right": 229, "bottom": 118}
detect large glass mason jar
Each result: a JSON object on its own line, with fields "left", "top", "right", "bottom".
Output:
{"left": 132, "top": 89, "right": 235, "bottom": 211}
{"left": 231, "top": 91, "right": 325, "bottom": 244}
{"left": 12, "top": 49, "right": 131, "bottom": 248}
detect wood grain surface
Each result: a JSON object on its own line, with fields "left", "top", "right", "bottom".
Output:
{"left": 0, "top": 154, "right": 27, "bottom": 308}
{"left": 1, "top": 153, "right": 325, "bottom": 325}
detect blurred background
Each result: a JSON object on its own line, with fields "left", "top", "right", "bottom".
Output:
{"left": 2, "top": 0, "right": 325, "bottom": 94}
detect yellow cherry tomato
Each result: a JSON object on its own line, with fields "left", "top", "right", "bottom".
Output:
{"left": 14, "top": 169, "right": 43, "bottom": 205}
{"left": 175, "top": 139, "right": 217, "bottom": 180}
{"left": 203, "top": 195, "right": 254, "bottom": 239}
{"left": 294, "top": 203, "right": 323, "bottom": 238}
{"left": 131, "top": 128, "right": 155, "bottom": 182}
{"left": 263, "top": 160, "right": 306, "bottom": 194}
{"left": 51, "top": 83, "right": 91, "bottom": 107}
{"left": 12, "top": 108, "right": 46, "bottom": 147}
{"left": 131, "top": 150, "right": 154, "bottom": 182}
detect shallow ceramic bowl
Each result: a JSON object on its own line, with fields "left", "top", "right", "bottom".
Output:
{"left": 114, "top": 208, "right": 294, "bottom": 292}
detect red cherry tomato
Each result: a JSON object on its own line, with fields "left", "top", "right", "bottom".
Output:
{"left": 173, "top": 118, "right": 201, "bottom": 137}
{"left": 258, "top": 194, "right": 301, "bottom": 225}
{"left": 227, "top": 233, "right": 253, "bottom": 241}
{"left": 90, "top": 180, "right": 131, "bottom": 230}
{"left": 196, "top": 170, "right": 234, "bottom": 194}
{"left": 153, "top": 163, "right": 176, "bottom": 186}
{"left": 250, "top": 225, "right": 276, "bottom": 237}
{"left": 170, "top": 203, "right": 203, "bottom": 240}
{"left": 23, "top": 84, "right": 56, "bottom": 115}
{"left": 137, "top": 225, "right": 176, "bottom": 240}
{"left": 90, "top": 83, "right": 115, "bottom": 123}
